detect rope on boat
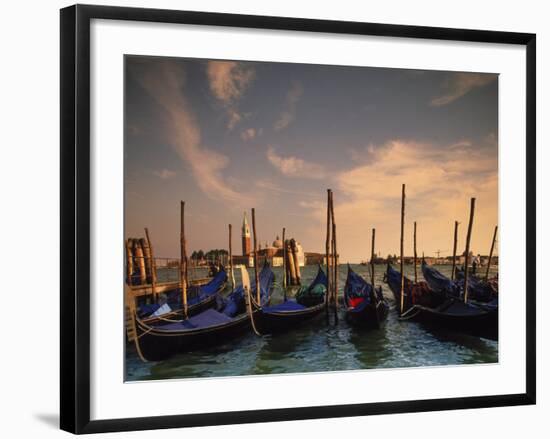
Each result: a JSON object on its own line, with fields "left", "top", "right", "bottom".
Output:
{"left": 398, "top": 305, "right": 422, "bottom": 321}
{"left": 131, "top": 311, "right": 149, "bottom": 363}
{"left": 137, "top": 327, "right": 154, "bottom": 339}
{"left": 245, "top": 285, "right": 262, "bottom": 336}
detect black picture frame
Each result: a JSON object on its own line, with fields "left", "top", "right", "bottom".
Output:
{"left": 60, "top": 4, "right": 536, "bottom": 434}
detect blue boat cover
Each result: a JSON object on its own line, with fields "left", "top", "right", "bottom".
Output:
{"left": 198, "top": 269, "right": 228, "bottom": 296}
{"left": 262, "top": 300, "right": 307, "bottom": 313}
{"left": 138, "top": 303, "right": 161, "bottom": 316}
{"left": 139, "top": 268, "right": 227, "bottom": 316}
{"left": 344, "top": 266, "right": 373, "bottom": 305}
{"left": 215, "top": 263, "right": 275, "bottom": 318}
{"left": 155, "top": 308, "right": 232, "bottom": 331}
{"left": 221, "top": 286, "right": 245, "bottom": 317}
{"left": 151, "top": 263, "right": 275, "bottom": 331}
{"left": 308, "top": 266, "right": 328, "bottom": 291}
{"left": 295, "top": 265, "right": 328, "bottom": 307}
{"left": 423, "top": 262, "right": 496, "bottom": 303}
{"left": 454, "top": 268, "right": 496, "bottom": 302}
{"left": 385, "top": 264, "right": 419, "bottom": 307}
{"left": 421, "top": 261, "right": 459, "bottom": 296}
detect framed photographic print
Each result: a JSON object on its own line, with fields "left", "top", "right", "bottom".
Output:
{"left": 60, "top": 4, "right": 536, "bottom": 434}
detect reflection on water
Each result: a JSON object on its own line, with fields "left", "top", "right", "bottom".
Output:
{"left": 126, "top": 264, "right": 498, "bottom": 381}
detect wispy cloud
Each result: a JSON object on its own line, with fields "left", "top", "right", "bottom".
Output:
{"left": 207, "top": 61, "right": 255, "bottom": 130}
{"left": 274, "top": 81, "right": 303, "bottom": 131}
{"left": 131, "top": 59, "right": 253, "bottom": 207}
{"left": 152, "top": 169, "right": 176, "bottom": 179}
{"left": 266, "top": 146, "right": 326, "bottom": 179}
{"left": 241, "top": 128, "right": 257, "bottom": 141}
{"left": 430, "top": 73, "right": 496, "bottom": 107}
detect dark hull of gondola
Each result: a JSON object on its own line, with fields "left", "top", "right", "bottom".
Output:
{"left": 133, "top": 262, "right": 275, "bottom": 361}
{"left": 134, "top": 313, "right": 253, "bottom": 361}
{"left": 385, "top": 264, "right": 496, "bottom": 339}
{"left": 404, "top": 301, "right": 498, "bottom": 341}
{"left": 345, "top": 302, "right": 389, "bottom": 329}
{"left": 253, "top": 265, "right": 328, "bottom": 334}
{"left": 254, "top": 303, "right": 325, "bottom": 334}
{"left": 344, "top": 265, "right": 389, "bottom": 329}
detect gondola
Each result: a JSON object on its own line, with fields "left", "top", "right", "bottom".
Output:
{"left": 422, "top": 262, "right": 498, "bottom": 306}
{"left": 385, "top": 264, "right": 497, "bottom": 340}
{"left": 252, "top": 265, "right": 328, "bottom": 334}
{"left": 454, "top": 266, "right": 498, "bottom": 303}
{"left": 343, "top": 265, "right": 389, "bottom": 329}
{"left": 137, "top": 268, "right": 228, "bottom": 324}
{"left": 131, "top": 262, "right": 274, "bottom": 361}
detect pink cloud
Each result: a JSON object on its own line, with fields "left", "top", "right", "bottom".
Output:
{"left": 266, "top": 146, "right": 326, "bottom": 179}
{"left": 207, "top": 61, "right": 255, "bottom": 130}
{"left": 241, "top": 128, "right": 256, "bottom": 141}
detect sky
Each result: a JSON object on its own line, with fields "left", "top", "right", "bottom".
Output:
{"left": 125, "top": 56, "right": 498, "bottom": 263}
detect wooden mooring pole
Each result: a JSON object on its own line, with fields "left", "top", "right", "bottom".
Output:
{"left": 291, "top": 238, "right": 301, "bottom": 286}
{"left": 252, "top": 208, "right": 260, "bottom": 304}
{"left": 463, "top": 198, "right": 476, "bottom": 303}
{"left": 144, "top": 228, "right": 157, "bottom": 301}
{"left": 133, "top": 238, "right": 147, "bottom": 285}
{"left": 325, "top": 189, "right": 332, "bottom": 316}
{"left": 140, "top": 237, "right": 153, "bottom": 284}
{"left": 370, "top": 228, "right": 376, "bottom": 289}
{"left": 282, "top": 227, "right": 287, "bottom": 298}
{"left": 399, "top": 184, "right": 406, "bottom": 316}
{"left": 371, "top": 227, "right": 381, "bottom": 327}
{"left": 125, "top": 238, "right": 133, "bottom": 285}
{"left": 485, "top": 225, "right": 498, "bottom": 281}
{"left": 413, "top": 221, "right": 418, "bottom": 284}
{"left": 451, "top": 221, "right": 459, "bottom": 280}
{"left": 286, "top": 239, "right": 297, "bottom": 286}
{"left": 180, "top": 201, "right": 188, "bottom": 317}
{"left": 229, "top": 224, "right": 235, "bottom": 290}
{"left": 330, "top": 191, "right": 338, "bottom": 322}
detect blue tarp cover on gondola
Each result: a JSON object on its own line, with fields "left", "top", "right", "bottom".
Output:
{"left": 344, "top": 266, "right": 373, "bottom": 305}
{"left": 386, "top": 264, "right": 404, "bottom": 293}
{"left": 421, "top": 261, "right": 458, "bottom": 295}
{"left": 262, "top": 301, "right": 307, "bottom": 312}
{"left": 139, "top": 269, "right": 227, "bottom": 317}
{"left": 217, "top": 263, "right": 274, "bottom": 317}
{"left": 157, "top": 308, "right": 232, "bottom": 330}
{"left": 423, "top": 262, "right": 496, "bottom": 302}
{"left": 151, "top": 263, "right": 275, "bottom": 331}
{"left": 295, "top": 265, "right": 327, "bottom": 307}
{"left": 454, "top": 268, "right": 496, "bottom": 302}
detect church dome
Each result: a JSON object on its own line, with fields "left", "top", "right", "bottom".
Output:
{"left": 272, "top": 235, "right": 283, "bottom": 248}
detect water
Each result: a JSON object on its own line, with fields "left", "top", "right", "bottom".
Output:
{"left": 126, "top": 264, "right": 498, "bottom": 381}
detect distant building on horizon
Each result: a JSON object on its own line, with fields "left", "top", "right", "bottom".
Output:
{"left": 230, "top": 213, "right": 308, "bottom": 268}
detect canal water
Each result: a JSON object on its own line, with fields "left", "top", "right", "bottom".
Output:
{"left": 125, "top": 264, "right": 498, "bottom": 381}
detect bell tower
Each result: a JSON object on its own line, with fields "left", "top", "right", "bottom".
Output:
{"left": 242, "top": 212, "right": 251, "bottom": 256}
